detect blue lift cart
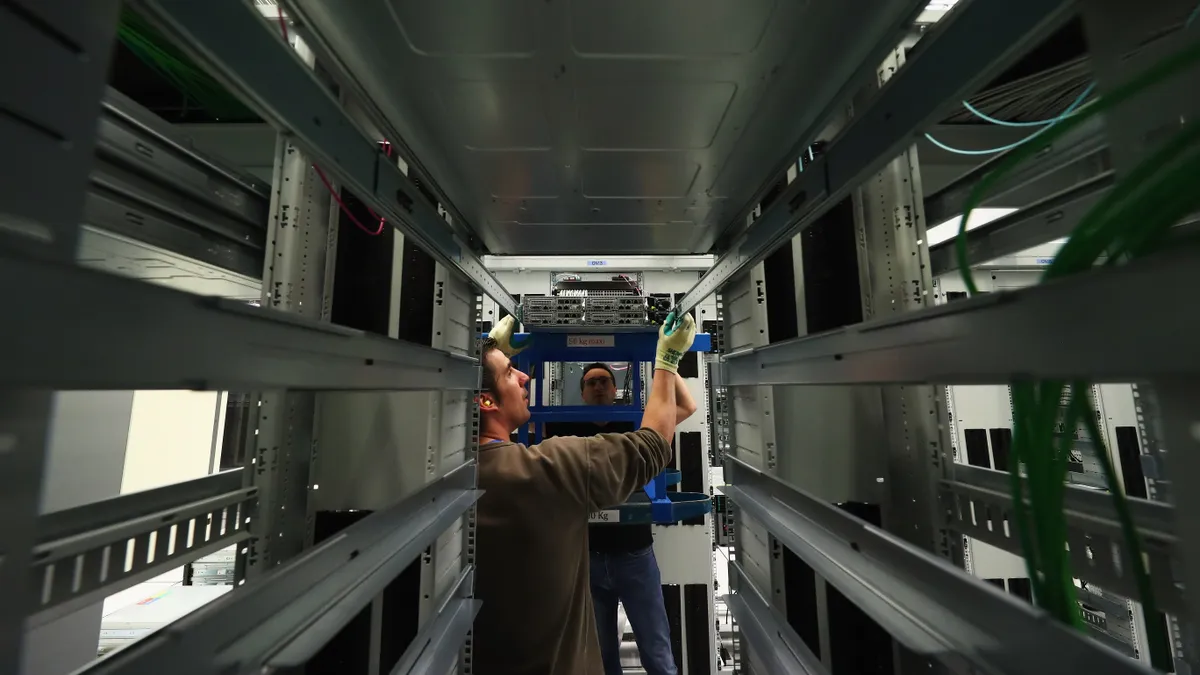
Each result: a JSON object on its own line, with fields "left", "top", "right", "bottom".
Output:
{"left": 507, "top": 329, "right": 713, "bottom": 525}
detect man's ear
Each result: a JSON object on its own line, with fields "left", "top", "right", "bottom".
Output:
{"left": 476, "top": 394, "right": 497, "bottom": 411}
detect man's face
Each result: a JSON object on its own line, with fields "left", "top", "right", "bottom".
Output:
{"left": 483, "top": 349, "right": 531, "bottom": 429}
{"left": 581, "top": 367, "right": 617, "bottom": 406}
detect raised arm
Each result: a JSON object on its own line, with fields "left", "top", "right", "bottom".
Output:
{"left": 535, "top": 313, "right": 698, "bottom": 511}
{"left": 638, "top": 313, "right": 695, "bottom": 443}
{"left": 673, "top": 371, "right": 697, "bottom": 424}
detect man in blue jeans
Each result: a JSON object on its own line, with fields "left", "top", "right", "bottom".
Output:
{"left": 546, "top": 362, "right": 696, "bottom": 675}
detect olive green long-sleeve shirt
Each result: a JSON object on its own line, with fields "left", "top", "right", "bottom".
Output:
{"left": 472, "top": 428, "right": 673, "bottom": 675}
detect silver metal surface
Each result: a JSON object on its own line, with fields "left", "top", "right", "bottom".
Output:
{"left": 0, "top": 393, "right": 56, "bottom": 675}
{"left": 1, "top": 3, "right": 122, "bottom": 670}
{"left": 724, "top": 454, "right": 1155, "bottom": 675}
{"left": 0, "top": 0, "right": 121, "bottom": 262}
{"left": 922, "top": 116, "right": 1111, "bottom": 228}
{"left": 0, "top": 253, "right": 480, "bottom": 390}
{"left": 727, "top": 563, "right": 826, "bottom": 675}
{"left": 29, "top": 480, "right": 254, "bottom": 627}
{"left": 265, "top": 492, "right": 477, "bottom": 667}
{"left": 722, "top": 246, "right": 1200, "bottom": 385}
{"left": 283, "top": 0, "right": 927, "bottom": 256}
{"left": 137, "top": 0, "right": 517, "bottom": 315}
{"left": 80, "top": 463, "right": 479, "bottom": 675}
{"left": 95, "top": 88, "right": 269, "bottom": 228}
{"left": 928, "top": 174, "right": 1113, "bottom": 276}
{"left": 36, "top": 470, "right": 243, "bottom": 543}
{"left": 83, "top": 168, "right": 263, "bottom": 279}
{"left": 675, "top": 0, "right": 1075, "bottom": 315}
{"left": 851, "top": 45, "right": 951, "bottom": 559}
{"left": 941, "top": 464, "right": 1183, "bottom": 615}
{"left": 247, "top": 109, "right": 334, "bottom": 574}
{"left": 391, "top": 569, "right": 479, "bottom": 675}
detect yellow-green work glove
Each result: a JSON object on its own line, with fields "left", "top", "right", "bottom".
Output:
{"left": 487, "top": 314, "right": 531, "bottom": 357}
{"left": 655, "top": 311, "right": 696, "bottom": 374}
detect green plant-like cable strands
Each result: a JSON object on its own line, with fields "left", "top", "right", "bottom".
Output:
{"left": 118, "top": 9, "right": 254, "bottom": 120}
{"left": 1047, "top": 121, "right": 1200, "bottom": 279}
{"left": 954, "top": 40, "right": 1200, "bottom": 292}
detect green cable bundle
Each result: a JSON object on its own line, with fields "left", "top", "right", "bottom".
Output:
{"left": 118, "top": 8, "right": 255, "bottom": 121}
{"left": 953, "top": 40, "right": 1200, "bottom": 670}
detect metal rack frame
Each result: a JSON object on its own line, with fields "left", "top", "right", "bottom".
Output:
{"left": 690, "top": 1, "right": 1200, "bottom": 673}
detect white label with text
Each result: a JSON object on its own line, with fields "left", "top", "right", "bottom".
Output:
{"left": 588, "top": 510, "right": 620, "bottom": 523}
{"left": 567, "top": 335, "right": 615, "bottom": 348}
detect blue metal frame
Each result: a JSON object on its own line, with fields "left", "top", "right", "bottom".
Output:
{"left": 499, "top": 329, "right": 712, "bottom": 524}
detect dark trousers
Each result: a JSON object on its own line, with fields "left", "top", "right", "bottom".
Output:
{"left": 590, "top": 546, "right": 677, "bottom": 675}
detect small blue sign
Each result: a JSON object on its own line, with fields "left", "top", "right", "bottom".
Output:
{"left": 1036, "top": 258, "right": 1054, "bottom": 265}
{"left": 587, "top": 259, "right": 608, "bottom": 266}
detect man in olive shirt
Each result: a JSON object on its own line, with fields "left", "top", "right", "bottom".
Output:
{"left": 472, "top": 313, "right": 696, "bottom": 675}
{"left": 545, "top": 363, "right": 695, "bottom": 675}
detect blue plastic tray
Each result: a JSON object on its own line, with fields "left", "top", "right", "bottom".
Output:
{"left": 588, "top": 492, "right": 712, "bottom": 525}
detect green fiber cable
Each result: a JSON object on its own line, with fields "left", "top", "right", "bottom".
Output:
{"left": 1048, "top": 122, "right": 1200, "bottom": 278}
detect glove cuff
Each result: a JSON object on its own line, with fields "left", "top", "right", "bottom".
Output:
{"left": 655, "top": 348, "right": 684, "bottom": 374}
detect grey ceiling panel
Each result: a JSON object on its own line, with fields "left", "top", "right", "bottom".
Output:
{"left": 575, "top": 83, "right": 736, "bottom": 150}
{"left": 293, "top": 0, "right": 927, "bottom": 255}
{"left": 437, "top": 83, "right": 553, "bottom": 150}
{"left": 390, "top": 0, "right": 539, "bottom": 57}
{"left": 579, "top": 152, "right": 699, "bottom": 199}
{"left": 568, "top": 0, "right": 776, "bottom": 58}
{"left": 474, "top": 151, "right": 561, "bottom": 199}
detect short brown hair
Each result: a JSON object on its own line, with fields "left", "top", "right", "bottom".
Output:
{"left": 580, "top": 362, "right": 616, "bottom": 390}
{"left": 480, "top": 337, "right": 502, "bottom": 401}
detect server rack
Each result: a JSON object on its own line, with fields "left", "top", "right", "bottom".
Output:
{"left": 6, "top": 2, "right": 1200, "bottom": 675}
{"left": 682, "top": 1, "right": 1200, "bottom": 674}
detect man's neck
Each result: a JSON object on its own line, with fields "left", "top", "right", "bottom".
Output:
{"left": 479, "top": 420, "right": 512, "bottom": 445}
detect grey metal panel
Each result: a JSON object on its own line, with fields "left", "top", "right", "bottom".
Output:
{"left": 727, "top": 563, "right": 827, "bottom": 675}
{"left": 96, "top": 89, "right": 270, "bottom": 229}
{"left": 29, "top": 485, "right": 254, "bottom": 628}
{"left": 283, "top": 0, "right": 928, "bottom": 254}
{"left": 772, "top": 385, "right": 888, "bottom": 505}
{"left": 82, "top": 180, "right": 263, "bottom": 279}
{"left": 0, "top": 253, "right": 480, "bottom": 391}
{"left": 311, "top": 392, "right": 441, "bottom": 511}
{"left": 722, "top": 247, "right": 1200, "bottom": 386}
{"left": 928, "top": 174, "right": 1113, "bottom": 276}
{"left": 941, "top": 464, "right": 1183, "bottom": 615}
{"left": 724, "top": 455, "right": 1154, "bottom": 675}
{"left": 78, "top": 464, "right": 479, "bottom": 675}
{"left": 676, "top": 0, "right": 1075, "bottom": 314}
{"left": 1, "top": 4, "right": 122, "bottom": 671}
{"left": 922, "top": 117, "right": 1111, "bottom": 228}
{"left": 37, "top": 470, "right": 243, "bottom": 543}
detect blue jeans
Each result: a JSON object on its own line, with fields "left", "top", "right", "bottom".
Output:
{"left": 590, "top": 547, "right": 677, "bottom": 675}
